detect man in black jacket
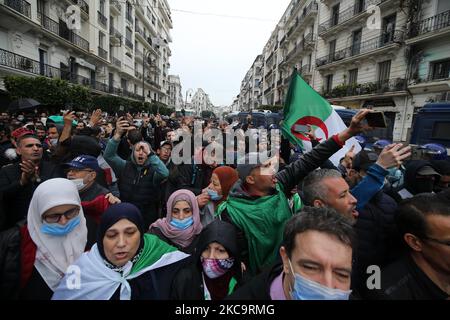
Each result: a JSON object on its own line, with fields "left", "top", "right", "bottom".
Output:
{"left": 392, "top": 160, "right": 441, "bottom": 202}
{"left": 0, "top": 134, "right": 60, "bottom": 230}
{"left": 345, "top": 150, "right": 401, "bottom": 297}
{"left": 368, "top": 193, "right": 450, "bottom": 300}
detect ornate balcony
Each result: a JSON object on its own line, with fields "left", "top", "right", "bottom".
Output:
{"left": 323, "top": 78, "right": 407, "bottom": 99}
{"left": 98, "top": 47, "right": 107, "bottom": 60}
{"left": 98, "top": 10, "right": 107, "bottom": 27}
{"left": 319, "top": 0, "right": 384, "bottom": 38}
{"left": 0, "top": 47, "right": 60, "bottom": 78}
{"left": 316, "top": 31, "right": 403, "bottom": 70}
{"left": 406, "top": 9, "right": 450, "bottom": 45}
{"left": 286, "top": 1, "right": 318, "bottom": 41}
{"left": 110, "top": 0, "right": 121, "bottom": 15}
{"left": 4, "top": 0, "right": 31, "bottom": 18}
{"left": 109, "top": 25, "right": 122, "bottom": 45}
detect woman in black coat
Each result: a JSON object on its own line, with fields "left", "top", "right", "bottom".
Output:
{"left": 170, "top": 219, "right": 245, "bottom": 300}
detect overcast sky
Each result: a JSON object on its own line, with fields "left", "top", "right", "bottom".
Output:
{"left": 168, "top": 0, "right": 291, "bottom": 107}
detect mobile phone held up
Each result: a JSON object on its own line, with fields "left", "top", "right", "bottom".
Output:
{"left": 117, "top": 105, "right": 126, "bottom": 118}
{"left": 294, "top": 124, "right": 309, "bottom": 133}
{"left": 365, "top": 111, "right": 387, "bottom": 128}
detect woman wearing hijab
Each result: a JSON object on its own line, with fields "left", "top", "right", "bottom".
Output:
{"left": 170, "top": 219, "right": 244, "bottom": 300}
{"left": 197, "top": 166, "right": 239, "bottom": 226}
{"left": 149, "top": 189, "right": 203, "bottom": 254}
{"left": 0, "top": 178, "right": 87, "bottom": 299}
{"left": 52, "top": 203, "right": 189, "bottom": 300}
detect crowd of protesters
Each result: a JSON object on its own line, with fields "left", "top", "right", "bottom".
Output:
{"left": 0, "top": 107, "right": 448, "bottom": 300}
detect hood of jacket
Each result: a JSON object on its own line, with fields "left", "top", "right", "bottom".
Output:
{"left": 130, "top": 141, "right": 152, "bottom": 169}
{"left": 404, "top": 160, "right": 437, "bottom": 194}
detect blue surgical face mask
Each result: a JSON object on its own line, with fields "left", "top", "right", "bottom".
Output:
{"left": 288, "top": 260, "right": 351, "bottom": 300}
{"left": 40, "top": 216, "right": 81, "bottom": 236}
{"left": 170, "top": 216, "right": 194, "bottom": 230}
{"left": 207, "top": 189, "right": 222, "bottom": 201}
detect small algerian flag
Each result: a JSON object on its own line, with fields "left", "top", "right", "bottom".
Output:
{"left": 281, "top": 70, "right": 361, "bottom": 165}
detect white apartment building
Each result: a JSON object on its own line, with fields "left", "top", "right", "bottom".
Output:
{"left": 261, "top": 27, "right": 280, "bottom": 106}
{"left": 167, "top": 74, "right": 183, "bottom": 108}
{"left": 191, "top": 88, "right": 214, "bottom": 115}
{"left": 239, "top": 0, "right": 450, "bottom": 142}
{"left": 404, "top": 0, "right": 450, "bottom": 139}
{"left": 0, "top": 0, "right": 173, "bottom": 105}
{"left": 239, "top": 54, "right": 263, "bottom": 111}
{"left": 314, "top": 0, "right": 410, "bottom": 141}
{"left": 230, "top": 95, "right": 240, "bottom": 112}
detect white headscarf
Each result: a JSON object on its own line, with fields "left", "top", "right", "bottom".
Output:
{"left": 27, "top": 178, "right": 87, "bottom": 291}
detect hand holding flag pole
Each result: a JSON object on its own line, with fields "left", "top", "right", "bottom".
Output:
{"left": 281, "top": 70, "right": 374, "bottom": 165}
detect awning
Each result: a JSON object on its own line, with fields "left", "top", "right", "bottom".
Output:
{"left": 75, "top": 58, "right": 96, "bottom": 71}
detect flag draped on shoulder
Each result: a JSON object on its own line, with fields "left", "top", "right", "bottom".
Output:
{"left": 281, "top": 70, "right": 361, "bottom": 165}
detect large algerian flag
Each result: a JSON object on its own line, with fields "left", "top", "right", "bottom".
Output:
{"left": 281, "top": 70, "right": 361, "bottom": 166}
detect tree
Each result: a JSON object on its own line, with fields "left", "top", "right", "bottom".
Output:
{"left": 4, "top": 75, "right": 92, "bottom": 109}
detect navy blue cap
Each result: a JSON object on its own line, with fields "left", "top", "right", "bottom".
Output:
{"left": 65, "top": 155, "right": 100, "bottom": 171}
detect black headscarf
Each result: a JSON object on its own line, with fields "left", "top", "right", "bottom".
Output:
{"left": 97, "top": 203, "right": 145, "bottom": 263}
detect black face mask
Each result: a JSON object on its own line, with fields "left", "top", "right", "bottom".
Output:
{"left": 413, "top": 179, "right": 435, "bottom": 194}
{"left": 433, "top": 184, "right": 448, "bottom": 193}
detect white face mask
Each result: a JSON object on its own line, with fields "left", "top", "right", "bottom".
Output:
{"left": 49, "top": 138, "right": 58, "bottom": 146}
{"left": 71, "top": 178, "right": 86, "bottom": 191}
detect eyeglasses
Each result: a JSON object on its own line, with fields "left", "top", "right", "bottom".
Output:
{"left": 42, "top": 207, "right": 80, "bottom": 223}
{"left": 423, "top": 236, "right": 450, "bottom": 247}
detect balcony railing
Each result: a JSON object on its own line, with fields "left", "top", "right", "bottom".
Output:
{"left": 0, "top": 48, "right": 145, "bottom": 100}
{"left": 408, "top": 9, "right": 450, "bottom": 38}
{"left": 323, "top": 78, "right": 407, "bottom": 98}
{"left": 316, "top": 31, "right": 403, "bottom": 68}
{"left": 63, "top": 30, "right": 89, "bottom": 51}
{"left": 4, "top": 0, "right": 31, "bottom": 18}
{"left": 319, "top": 0, "right": 382, "bottom": 34}
{"left": 69, "top": 0, "right": 89, "bottom": 15}
{"left": 286, "top": 33, "right": 315, "bottom": 61}
{"left": 110, "top": 56, "right": 121, "bottom": 68}
{"left": 37, "top": 12, "right": 59, "bottom": 35}
{"left": 125, "top": 38, "right": 133, "bottom": 49}
{"left": 109, "top": 25, "right": 122, "bottom": 40}
{"left": 36, "top": 12, "right": 89, "bottom": 51}
{"left": 98, "top": 47, "right": 107, "bottom": 59}
{"left": 98, "top": 10, "right": 107, "bottom": 26}
{"left": 110, "top": 0, "right": 121, "bottom": 13}
{"left": 287, "top": 1, "right": 318, "bottom": 38}
{"left": 264, "top": 84, "right": 274, "bottom": 95}
{"left": 410, "top": 71, "right": 450, "bottom": 85}
{"left": 0, "top": 47, "right": 61, "bottom": 78}
{"left": 145, "top": 77, "right": 161, "bottom": 89}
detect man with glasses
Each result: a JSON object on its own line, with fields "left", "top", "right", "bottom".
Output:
{"left": 66, "top": 155, "right": 120, "bottom": 224}
{"left": 0, "top": 134, "right": 60, "bottom": 230}
{"left": 368, "top": 193, "right": 450, "bottom": 300}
